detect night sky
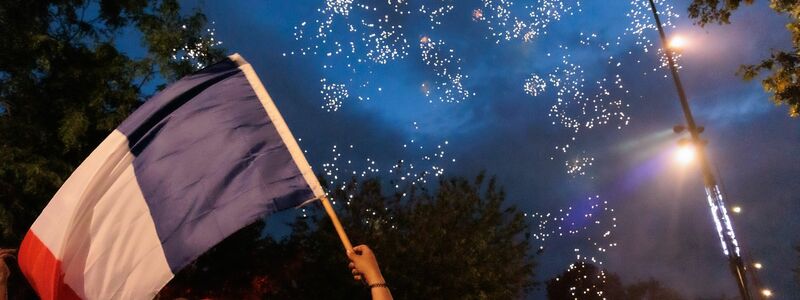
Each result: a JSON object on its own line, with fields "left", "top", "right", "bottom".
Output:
{"left": 162, "top": 0, "right": 799, "bottom": 297}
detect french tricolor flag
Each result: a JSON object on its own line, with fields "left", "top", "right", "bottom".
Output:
{"left": 18, "top": 54, "right": 325, "bottom": 299}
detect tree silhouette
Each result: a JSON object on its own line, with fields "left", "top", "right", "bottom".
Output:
{"left": 546, "top": 260, "right": 626, "bottom": 300}
{"left": 161, "top": 174, "right": 538, "bottom": 299}
{"left": 0, "top": 0, "right": 224, "bottom": 297}
{"left": 0, "top": 0, "right": 224, "bottom": 246}
{"left": 688, "top": 0, "right": 800, "bottom": 117}
{"left": 546, "top": 260, "right": 684, "bottom": 300}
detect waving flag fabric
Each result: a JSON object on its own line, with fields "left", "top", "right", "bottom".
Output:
{"left": 18, "top": 54, "right": 324, "bottom": 299}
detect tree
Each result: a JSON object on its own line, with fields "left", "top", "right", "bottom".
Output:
{"left": 546, "top": 260, "right": 684, "bottom": 300}
{"left": 0, "top": 0, "right": 224, "bottom": 246}
{"left": 546, "top": 260, "right": 626, "bottom": 300}
{"left": 155, "top": 220, "right": 285, "bottom": 300}
{"left": 0, "top": 0, "right": 224, "bottom": 297}
{"left": 160, "top": 174, "right": 537, "bottom": 299}
{"left": 687, "top": 0, "right": 800, "bottom": 117}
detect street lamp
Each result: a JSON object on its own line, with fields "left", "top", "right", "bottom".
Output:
{"left": 648, "top": 0, "right": 752, "bottom": 298}
{"left": 674, "top": 144, "right": 696, "bottom": 165}
{"left": 668, "top": 35, "right": 688, "bottom": 50}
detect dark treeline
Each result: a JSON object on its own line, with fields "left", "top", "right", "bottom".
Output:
{"left": 2, "top": 1, "right": 797, "bottom": 299}
{"left": 159, "top": 174, "right": 536, "bottom": 299}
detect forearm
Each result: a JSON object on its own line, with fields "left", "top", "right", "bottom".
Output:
{"left": 366, "top": 273, "right": 392, "bottom": 300}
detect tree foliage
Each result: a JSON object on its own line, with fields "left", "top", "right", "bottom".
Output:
{"left": 0, "top": 2, "right": 223, "bottom": 297}
{"left": 160, "top": 174, "right": 537, "bottom": 299}
{"left": 0, "top": 0, "right": 224, "bottom": 247}
{"left": 546, "top": 260, "right": 684, "bottom": 300}
{"left": 688, "top": 0, "right": 800, "bottom": 117}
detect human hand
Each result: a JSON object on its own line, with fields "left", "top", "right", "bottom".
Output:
{"left": 0, "top": 249, "right": 16, "bottom": 283}
{"left": 346, "top": 245, "right": 384, "bottom": 285}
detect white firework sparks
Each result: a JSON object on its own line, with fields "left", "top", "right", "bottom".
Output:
{"left": 171, "top": 22, "right": 223, "bottom": 69}
{"left": 419, "top": 37, "right": 474, "bottom": 103}
{"left": 305, "top": 124, "right": 455, "bottom": 205}
{"left": 478, "top": 0, "right": 582, "bottom": 43}
{"left": 524, "top": 73, "right": 547, "bottom": 97}
{"left": 320, "top": 79, "right": 350, "bottom": 112}
{"left": 528, "top": 195, "right": 618, "bottom": 264}
{"left": 282, "top": 0, "right": 695, "bottom": 283}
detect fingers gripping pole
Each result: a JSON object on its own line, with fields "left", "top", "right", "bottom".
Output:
{"left": 319, "top": 196, "right": 354, "bottom": 252}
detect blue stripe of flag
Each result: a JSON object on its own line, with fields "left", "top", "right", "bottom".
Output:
{"left": 117, "top": 57, "right": 315, "bottom": 272}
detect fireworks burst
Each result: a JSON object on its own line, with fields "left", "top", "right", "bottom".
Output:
{"left": 320, "top": 79, "right": 350, "bottom": 112}
{"left": 171, "top": 22, "right": 223, "bottom": 69}
{"left": 523, "top": 74, "right": 547, "bottom": 97}
{"left": 521, "top": 0, "right": 682, "bottom": 176}
{"left": 303, "top": 124, "right": 455, "bottom": 206}
{"left": 529, "top": 196, "right": 618, "bottom": 299}
{"left": 286, "top": 0, "right": 477, "bottom": 110}
{"left": 566, "top": 155, "right": 595, "bottom": 177}
{"left": 419, "top": 38, "right": 473, "bottom": 103}
{"left": 419, "top": 2, "right": 455, "bottom": 30}
{"left": 477, "top": 0, "right": 582, "bottom": 43}
{"left": 528, "top": 195, "right": 618, "bottom": 265}
{"left": 626, "top": 0, "right": 682, "bottom": 72}
{"left": 283, "top": 0, "right": 689, "bottom": 284}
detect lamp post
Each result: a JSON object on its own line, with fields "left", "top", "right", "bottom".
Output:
{"left": 646, "top": 0, "right": 752, "bottom": 299}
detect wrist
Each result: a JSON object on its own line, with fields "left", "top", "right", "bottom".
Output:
{"left": 363, "top": 270, "right": 384, "bottom": 285}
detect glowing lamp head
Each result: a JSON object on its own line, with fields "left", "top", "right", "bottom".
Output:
{"left": 668, "top": 35, "right": 688, "bottom": 50}
{"left": 761, "top": 289, "right": 773, "bottom": 297}
{"left": 754, "top": 262, "right": 763, "bottom": 269}
{"left": 732, "top": 206, "right": 742, "bottom": 214}
{"left": 674, "top": 144, "right": 697, "bottom": 166}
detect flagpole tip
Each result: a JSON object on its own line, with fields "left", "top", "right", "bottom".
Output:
{"left": 228, "top": 53, "right": 247, "bottom": 66}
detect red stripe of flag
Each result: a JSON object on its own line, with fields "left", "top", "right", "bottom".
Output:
{"left": 19, "top": 230, "right": 81, "bottom": 300}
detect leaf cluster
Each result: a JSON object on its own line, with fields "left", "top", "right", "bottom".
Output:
{"left": 0, "top": 0, "right": 225, "bottom": 249}
{"left": 688, "top": 0, "right": 800, "bottom": 117}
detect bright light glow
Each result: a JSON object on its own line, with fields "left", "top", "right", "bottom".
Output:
{"left": 668, "top": 35, "right": 688, "bottom": 49}
{"left": 761, "top": 289, "right": 773, "bottom": 297}
{"left": 674, "top": 144, "right": 696, "bottom": 165}
{"left": 754, "top": 262, "right": 763, "bottom": 269}
{"left": 732, "top": 206, "right": 742, "bottom": 214}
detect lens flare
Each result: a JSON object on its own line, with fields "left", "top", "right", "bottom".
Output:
{"left": 668, "top": 35, "right": 688, "bottom": 49}
{"left": 674, "top": 144, "right": 696, "bottom": 165}
{"left": 761, "top": 289, "right": 773, "bottom": 297}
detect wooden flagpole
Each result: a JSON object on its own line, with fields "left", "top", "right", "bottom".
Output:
{"left": 229, "top": 53, "right": 353, "bottom": 251}
{"left": 230, "top": 53, "right": 354, "bottom": 254}
{"left": 319, "top": 196, "right": 354, "bottom": 252}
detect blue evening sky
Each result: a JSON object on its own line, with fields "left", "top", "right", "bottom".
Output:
{"left": 127, "top": 0, "right": 800, "bottom": 297}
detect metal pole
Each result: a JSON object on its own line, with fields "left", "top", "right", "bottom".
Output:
{"left": 646, "top": 1, "right": 751, "bottom": 299}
